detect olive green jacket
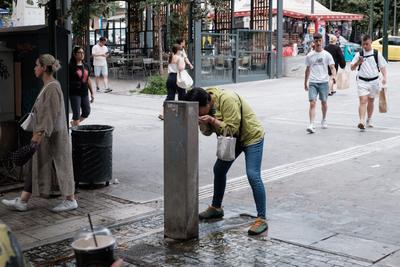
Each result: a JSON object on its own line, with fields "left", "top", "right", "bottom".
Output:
{"left": 200, "top": 88, "right": 264, "bottom": 146}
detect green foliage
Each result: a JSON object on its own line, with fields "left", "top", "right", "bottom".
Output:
{"left": 320, "top": 0, "right": 398, "bottom": 36}
{"left": 140, "top": 75, "right": 168, "bottom": 95}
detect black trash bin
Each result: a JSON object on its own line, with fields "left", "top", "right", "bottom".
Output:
{"left": 71, "top": 125, "right": 114, "bottom": 187}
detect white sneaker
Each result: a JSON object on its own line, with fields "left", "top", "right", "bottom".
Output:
{"left": 321, "top": 119, "right": 328, "bottom": 129}
{"left": 52, "top": 199, "right": 78, "bottom": 212}
{"left": 306, "top": 124, "right": 316, "bottom": 134}
{"left": 366, "top": 118, "right": 374, "bottom": 128}
{"left": 1, "top": 198, "right": 28, "bottom": 211}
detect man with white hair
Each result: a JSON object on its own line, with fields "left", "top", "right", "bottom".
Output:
{"left": 325, "top": 35, "right": 346, "bottom": 95}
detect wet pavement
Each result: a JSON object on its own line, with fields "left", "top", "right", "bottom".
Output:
{"left": 24, "top": 213, "right": 377, "bottom": 267}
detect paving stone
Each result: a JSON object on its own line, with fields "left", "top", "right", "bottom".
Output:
{"left": 375, "top": 250, "right": 400, "bottom": 267}
{"left": 314, "top": 234, "right": 399, "bottom": 262}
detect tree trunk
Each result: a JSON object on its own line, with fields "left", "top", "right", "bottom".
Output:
{"left": 157, "top": 12, "right": 164, "bottom": 75}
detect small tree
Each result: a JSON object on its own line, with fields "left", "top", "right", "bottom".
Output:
{"left": 139, "top": 0, "right": 180, "bottom": 75}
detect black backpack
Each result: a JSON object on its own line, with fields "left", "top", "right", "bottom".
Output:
{"left": 358, "top": 49, "right": 380, "bottom": 72}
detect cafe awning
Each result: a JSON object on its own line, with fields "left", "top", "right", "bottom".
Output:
{"left": 233, "top": 0, "right": 363, "bottom": 21}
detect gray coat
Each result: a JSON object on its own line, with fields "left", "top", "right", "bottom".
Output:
{"left": 30, "top": 80, "right": 75, "bottom": 197}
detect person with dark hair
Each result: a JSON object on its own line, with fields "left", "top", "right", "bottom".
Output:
{"left": 351, "top": 34, "right": 388, "bottom": 130}
{"left": 1, "top": 54, "right": 78, "bottom": 212}
{"left": 325, "top": 35, "right": 346, "bottom": 95}
{"left": 304, "top": 33, "right": 337, "bottom": 133}
{"left": 69, "top": 46, "right": 94, "bottom": 127}
{"left": 92, "top": 37, "right": 112, "bottom": 93}
{"left": 158, "top": 44, "right": 186, "bottom": 120}
{"left": 185, "top": 87, "right": 268, "bottom": 236}
{"left": 176, "top": 38, "right": 193, "bottom": 69}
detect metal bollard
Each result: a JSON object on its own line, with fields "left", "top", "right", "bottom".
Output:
{"left": 163, "top": 101, "right": 199, "bottom": 240}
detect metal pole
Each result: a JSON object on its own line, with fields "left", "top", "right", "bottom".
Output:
{"left": 311, "top": 0, "right": 314, "bottom": 14}
{"left": 329, "top": 0, "right": 332, "bottom": 10}
{"left": 276, "top": 0, "right": 283, "bottom": 78}
{"left": 193, "top": 0, "right": 202, "bottom": 87}
{"left": 85, "top": 0, "right": 90, "bottom": 66}
{"left": 268, "top": 0, "right": 273, "bottom": 78}
{"left": 394, "top": 0, "right": 397, "bottom": 36}
{"left": 164, "top": 101, "right": 199, "bottom": 240}
{"left": 383, "top": 0, "right": 389, "bottom": 60}
{"left": 369, "top": 0, "right": 374, "bottom": 38}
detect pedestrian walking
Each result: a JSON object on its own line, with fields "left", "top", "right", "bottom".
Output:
{"left": 1, "top": 54, "right": 78, "bottom": 212}
{"left": 92, "top": 37, "right": 112, "bottom": 93}
{"left": 325, "top": 35, "right": 346, "bottom": 96}
{"left": 350, "top": 35, "right": 388, "bottom": 130}
{"left": 185, "top": 87, "right": 268, "bottom": 236}
{"left": 176, "top": 38, "right": 193, "bottom": 70}
{"left": 69, "top": 46, "right": 94, "bottom": 127}
{"left": 158, "top": 44, "right": 186, "bottom": 120}
{"left": 304, "top": 33, "right": 337, "bottom": 134}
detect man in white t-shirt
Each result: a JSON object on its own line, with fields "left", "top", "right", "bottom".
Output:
{"left": 92, "top": 37, "right": 112, "bottom": 93}
{"left": 304, "top": 33, "right": 337, "bottom": 134}
{"left": 351, "top": 35, "right": 388, "bottom": 130}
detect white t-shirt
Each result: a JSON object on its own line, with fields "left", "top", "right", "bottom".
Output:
{"left": 305, "top": 50, "right": 335, "bottom": 83}
{"left": 92, "top": 44, "right": 108, "bottom": 66}
{"left": 351, "top": 49, "right": 387, "bottom": 79}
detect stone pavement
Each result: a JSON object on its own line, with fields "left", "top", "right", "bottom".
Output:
{"left": 0, "top": 186, "right": 157, "bottom": 250}
{"left": 23, "top": 212, "right": 389, "bottom": 267}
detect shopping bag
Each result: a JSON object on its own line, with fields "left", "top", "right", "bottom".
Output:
{"left": 336, "top": 70, "right": 350, "bottom": 90}
{"left": 177, "top": 70, "right": 193, "bottom": 89}
{"left": 216, "top": 128, "right": 236, "bottom": 161}
{"left": 19, "top": 113, "right": 35, "bottom": 132}
{"left": 379, "top": 87, "right": 388, "bottom": 113}
{"left": 9, "top": 142, "right": 39, "bottom": 166}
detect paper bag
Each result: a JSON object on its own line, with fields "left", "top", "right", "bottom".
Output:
{"left": 379, "top": 87, "right": 387, "bottom": 113}
{"left": 336, "top": 70, "right": 350, "bottom": 90}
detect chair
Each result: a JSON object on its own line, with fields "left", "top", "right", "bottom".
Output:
{"left": 214, "top": 55, "right": 227, "bottom": 79}
{"left": 108, "top": 57, "right": 122, "bottom": 79}
{"left": 129, "top": 58, "right": 145, "bottom": 79}
{"left": 238, "top": 56, "right": 251, "bottom": 75}
{"left": 201, "top": 57, "right": 213, "bottom": 79}
{"left": 143, "top": 58, "right": 155, "bottom": 77}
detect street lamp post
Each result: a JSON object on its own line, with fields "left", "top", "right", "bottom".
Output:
{"left": 383, "top": 0, "right": 389, "bottom": 60}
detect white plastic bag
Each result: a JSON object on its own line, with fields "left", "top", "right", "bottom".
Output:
{"left": 177, "top": 69, "right": 193, "bottom": 89}
{"left": 20, "top": 113, "right": 35, "bottom": 132}
{"left": 336, "top": 70, "right": 350, "bottom": 90}
{"left": 216, "top": 128, "right": 236, "bottom": 161}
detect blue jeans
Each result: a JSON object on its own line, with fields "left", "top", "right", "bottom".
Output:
{"left": 212, "top": 139, "right": 267, "bottom": 219}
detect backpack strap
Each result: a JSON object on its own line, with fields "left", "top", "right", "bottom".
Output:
{"left": 373, "top": 49, "right": 380, "bottom": 72}
{"left": 357, "top": 50, "right": 364, "bottom": 71}
{"left": 357, "top": 49, "right": 380, "bottom": 72}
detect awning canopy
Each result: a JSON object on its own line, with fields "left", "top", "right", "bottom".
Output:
{"left": 233, "top": 0, "right": 363, "bottom": 21}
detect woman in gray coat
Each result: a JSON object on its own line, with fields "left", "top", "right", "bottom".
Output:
{"left": 2, "top": 54, "right": 78, "bottom": 212}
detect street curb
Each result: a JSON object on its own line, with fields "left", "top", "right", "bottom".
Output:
{"left": 21, "top": 209, "right": 163, "bottom": 251}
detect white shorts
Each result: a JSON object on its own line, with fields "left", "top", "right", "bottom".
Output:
{"left": 357, "top": 80, "right": 380, "bottom": 98}
{"left": 94, "top": 65, "right": 108, "bottom": 77}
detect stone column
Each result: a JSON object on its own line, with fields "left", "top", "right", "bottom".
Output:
{"left": 164, "top": 101, "right": 199, "bottom": 240}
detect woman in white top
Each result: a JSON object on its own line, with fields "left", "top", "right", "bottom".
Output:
{"left": 158, "top": 44, "right": 186, "bottom": 120}
{"left": 177, "top": 38, "right": 193, "bottom": 69}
